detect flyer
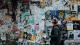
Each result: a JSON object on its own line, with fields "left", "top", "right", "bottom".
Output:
{"left": 59, "top": 10, "right": 64, "bottom": 19}
{"left": 73, "top": 20, "right": 80, "bottom": 30}
{"left": 68, "top": 31, "right": 74, "bottom": 39}
{"left": 64, "top": 10, "right": 71, "bottom": 20}
{"left": 78, "top": 5, "right": 80, "bottom": 13}
{"left": 74, "top": 30, "right": 80, "bottom": 40}
{"left": 67, "top": 22, "right": 73, "bottom": 30}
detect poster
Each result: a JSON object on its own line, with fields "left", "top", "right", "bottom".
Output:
{"left": 59, "top": 10, "right": 64, "bottom": 19}
{"left": 73, "top": 20, "right": 80, "bottom": 30}
{"left": 21, "top": 12, "right": 30, "bottom": 20}
{"left": 46, "top": 0, "right": 52, "bottom": 6}
{"left": 68, "top": 31, "right": 74, "bottom": 39}
{"left": 65, "top": 10, "right": 77, "bottom": 21}
{"left": 78, "top": 15, "right": 80, "bottom": 20}
{"left": 64, "top": 10, "right": 71, "bottom": 20}
{"left": 45, "top": 10, "right": 50, "bottom": 20}
{"left": 67, "top": 22, "right": 73, "bottom": 30}
{"left": 40, "top": 0, "right": 45, "bottom": 8}
{"left": 50, "top": 10, "right": 59, "bottom": 19}
{"left": 74, "top": 30, "right": 80, "bottom": 40}
{"left": 78, "top": 5, "right": 80, "bottom": 13}
{"left": 28, "top": 15, "right": 34, "bottom": 25}
{"left": 71, "top": 11, "right": 77, "bottom": 15}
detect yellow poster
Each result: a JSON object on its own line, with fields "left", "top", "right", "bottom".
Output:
{"left": 40, "top": 0, "right": 45, "bottom": 8}
{"left": 59, "top": 10, "right": 64, "bottom": 19}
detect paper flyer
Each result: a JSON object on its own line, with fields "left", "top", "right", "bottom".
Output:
{"left": 74, "top": 30, "right": 80, "bottom": 40}
{"left": 67, "top": 22, "right": 73, "bottom": 30}
{"left": 68, "top": 31, "right": 74, "bottom": 39}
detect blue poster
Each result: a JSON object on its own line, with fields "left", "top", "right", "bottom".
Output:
{"left": 59, "top": 10, "right": 64, "bottom": 19}
{"left": 50, "top": 10, "right": 55, "bottom": 16}
{"left": 50, "top": 10, "right": 55, "bottom": 19}
{"left": 55, "top": 10, "right": 59, "bottom": 19}
{"left": 50, "top": 10, "right": 59, "bottom": 19}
